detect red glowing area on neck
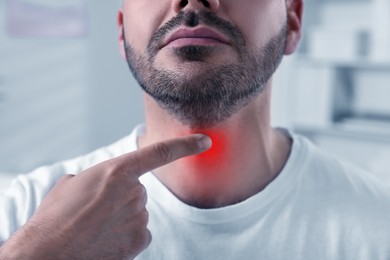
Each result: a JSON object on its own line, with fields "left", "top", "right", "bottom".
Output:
{"left": 190, "top": 130, "right": 229, "bottom": 168}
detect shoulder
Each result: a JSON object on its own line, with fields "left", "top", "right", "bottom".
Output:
{"left": 287, "top": 134, "right": 390, "bottom": 243}
{"left": 289, "top": 132, "right": 390, "bottom": 208}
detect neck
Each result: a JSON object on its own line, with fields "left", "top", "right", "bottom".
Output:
{"left": 138, "top": 84, "right": 292, "bottom": 208}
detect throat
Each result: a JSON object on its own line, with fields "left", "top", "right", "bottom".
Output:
{"left": 151, "top": 129, "right": 282, "bottom": 209}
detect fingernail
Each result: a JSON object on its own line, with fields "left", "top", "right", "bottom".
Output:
{"left": 197, "top": 135, "right": 212, "bottom": 151}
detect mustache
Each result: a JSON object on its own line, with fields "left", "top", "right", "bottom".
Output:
{"left": 147, "top": 11, "right": 246, "bottom": 55}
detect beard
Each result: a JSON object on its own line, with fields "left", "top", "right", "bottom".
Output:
{"left": 125, "top": 11, "right": 288, "bottom": 129}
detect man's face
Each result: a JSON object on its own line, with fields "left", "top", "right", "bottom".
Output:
{"left": 119, "top": 0, "right": 296, "bottom": 128}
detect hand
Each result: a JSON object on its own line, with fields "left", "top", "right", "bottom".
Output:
{"left": 0, "top": 134, "right": 211, "bottom": 260}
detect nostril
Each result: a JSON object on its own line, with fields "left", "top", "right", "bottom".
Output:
{"left": 180, "top": 0, "right": 188, "bottom": 8}
{"left": 180, "top": 0, "right": 211, "bottom": 9}
{"left": 199, "top": 0, "right": 210, "bottom": 8}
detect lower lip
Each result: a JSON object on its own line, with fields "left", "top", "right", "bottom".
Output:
{"left": 167, "top": 38, "right": 227, "bottom": 48}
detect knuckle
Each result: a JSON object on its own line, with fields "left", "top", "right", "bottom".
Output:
{"left": 145, "top": 229, "right": 152, "bottom": 247}
{"left": 132, "top": 183, "right": 146, "bottom": 200}
{"left": 154, "top": 142, "right": 173, "bottom": 163}
{"left": 137, "top": 228, "right": 152, "bottom": 249}
{"left": 138, "top": 209, "right": 149, "bottom": 226}
{"left": 128, "top": 183, "right": 148, "bottom": 209}
{"left": 103, "top": 168, "right": 121, "bottom": 186}
{"left": 103, "top": 160, "right": 121, "bottom": 177}
{"left": 130, "top": 227, "right": 151, "bottom": 254}
{"left": 102, "top": 159, "right": 137, "bottom": 184}
{"left": 133, "top": 208, "right": 149, "bottom": 227}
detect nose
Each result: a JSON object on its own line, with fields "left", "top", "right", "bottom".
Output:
{"left": 172, "top": 0, "right": 220, "bottom": 13}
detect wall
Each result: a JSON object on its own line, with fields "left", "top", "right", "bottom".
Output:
{"left": 85, "top": 0, "right": 144, "bottom": 151}
{"left": 0, "top": 0, "right": 144, "bottom": 175}
{"left": 281, "top": 0, "right": 390, "bottom": 184}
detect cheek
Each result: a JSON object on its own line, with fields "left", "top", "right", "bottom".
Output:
{"left": 123, "top": 1, "right": 170, "bottom": 52}
{"left": 230, "top": 1, "right": 286, "bottom": 50}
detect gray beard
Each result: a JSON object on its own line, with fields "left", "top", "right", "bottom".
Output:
{"left": 124, "top": 12, "right": 287, "bottom": 129}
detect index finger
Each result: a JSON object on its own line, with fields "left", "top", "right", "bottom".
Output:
{"left": 115, "top": 134, "right": 212, "bottom": 177}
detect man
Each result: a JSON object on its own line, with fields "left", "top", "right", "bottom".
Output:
{"left": 1, "top": 0, "right": 389, "bottom": 259}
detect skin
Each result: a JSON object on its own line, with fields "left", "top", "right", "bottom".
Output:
{"left": 0, "top": 135, "right": 212, "bottom": 259}
{"left": 118, "top": 0, "right": 303, "bottom": 208}
{"left": 0, "top": 0, "right": 303, "bottom": 259}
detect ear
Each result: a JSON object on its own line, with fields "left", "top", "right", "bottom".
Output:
{"left": 118, "top": 9, "right": 126, "bottom": 60}
{"left": 284, "top": 0, "right": 303, "bottom": 55}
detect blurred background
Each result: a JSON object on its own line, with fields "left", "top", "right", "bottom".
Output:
{"left": 1, "top": 0, "right": 389, "bottom": 189}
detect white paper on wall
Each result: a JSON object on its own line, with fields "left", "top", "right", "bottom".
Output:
{"left": 371, "top": 0, "right": 390, "bottom": 61}
{"left": 353, "top": 70, "right": 390, "bottom": 116}
{"left": 6, "top": 0, "right": 88, "bottom": 38}
{"left": 292, "top": 65, "right": 336, "bottom": 128}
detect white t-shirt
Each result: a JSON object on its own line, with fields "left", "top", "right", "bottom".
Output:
{"left": 1, "top": 125, "right": 390, "bottom": 260}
